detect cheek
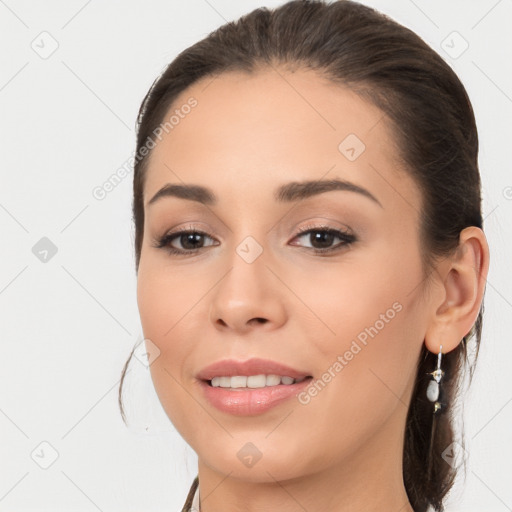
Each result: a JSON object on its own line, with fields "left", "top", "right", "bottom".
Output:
{"left": 136, "top": 258, "right": 208, "bottom": 345}
{"left": 288, "top": 245, "right": 425, "bottom": 406}
{"left": 274, "top": 278, "right": 423, "bottom": 472}
{"left": 136, "top": 257, "right": 220, "bottom": 436}
{"left": 287, "top": 251, "right": 412, "bottom": 346}
{"left": 136, "top": 263, "right": 190, "bottom": 415}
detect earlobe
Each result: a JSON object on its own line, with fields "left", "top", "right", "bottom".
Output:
{"left": 424, "top": 226, "right": 490, "bottom": 354}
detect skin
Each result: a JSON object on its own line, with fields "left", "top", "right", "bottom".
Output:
{"left": 136, "top": 67, "right": 490, "bottom": 512}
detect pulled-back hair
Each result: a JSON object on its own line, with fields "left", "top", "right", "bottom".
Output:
{"left": 120, "top": 2, "right": 485, "bottom": 510}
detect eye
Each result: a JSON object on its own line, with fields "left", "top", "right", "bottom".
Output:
{"left": 290, "top": 224, "right": 356, "bottom": 254}
{"left": 152, "top": 223, "right": 357, "bottom": 257}
{"left": 152, "top": 226, "right": 218, "bottom": 255}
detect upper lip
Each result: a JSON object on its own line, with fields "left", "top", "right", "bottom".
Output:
{"left": 196, "top": 358, "right": 312, "bottom": 381}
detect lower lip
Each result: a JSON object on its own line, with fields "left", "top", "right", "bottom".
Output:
{"left": 198, "top": 378, "right": 313, "bottom": 416}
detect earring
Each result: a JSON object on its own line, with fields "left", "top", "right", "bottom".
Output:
{"left": 426, "top": 344, "right": 444, "bottom": 414}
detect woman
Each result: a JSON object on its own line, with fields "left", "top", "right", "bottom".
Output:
{"left": 119, "top": 1, "right": 490, "bottom": 510}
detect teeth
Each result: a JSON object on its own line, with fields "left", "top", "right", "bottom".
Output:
{"left": 265, "top": 374, "right": 281, "bottom": 386}
{"left": 247, "top": 375, "right": 265, "bottom": 388}
{"left": 218, "top": 376, "right": 231, "bottom": 387}
{"left": 231, "top": 376, "right": 247, "bottom": 388}
{"left": 210, "top": 374, "right": 306, "bottom": 388}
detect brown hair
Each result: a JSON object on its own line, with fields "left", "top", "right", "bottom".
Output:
{"left": 119, "top": 1, "right": 485, "bottom": 510}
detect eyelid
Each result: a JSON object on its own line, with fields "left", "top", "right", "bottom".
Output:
{"left": 292, "top": 220, "right": 354, "bottom": 238}
{"left": 159, "top": 222, "right": 218, "bottom": 241}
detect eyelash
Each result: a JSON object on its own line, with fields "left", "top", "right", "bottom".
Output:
{"left": 152, "top": 223, "right": 357, "bottom": 257}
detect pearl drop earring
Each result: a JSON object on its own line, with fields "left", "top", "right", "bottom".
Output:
{"left": 426, "top": 344, "right": 444, "bottom": 413}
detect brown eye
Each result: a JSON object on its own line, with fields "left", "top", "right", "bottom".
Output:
{"left": 154, "top": 229, "right": 218, "bottom": 255}
{"left": 291, "top": 227, "right": 356, "bottom": 254}
{"left": 306, "top": 230, "right": 336, "bottom": 249}
{"left": 176, "top": 232, "right": 207, "bottom": 250}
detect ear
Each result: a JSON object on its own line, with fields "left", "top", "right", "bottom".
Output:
{"left": 424, "top": 226, "right": 490, "bottom": 355}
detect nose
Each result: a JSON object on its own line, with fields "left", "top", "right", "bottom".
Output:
{"left": 208, "top": 245, "right": 287, "bottom": 334}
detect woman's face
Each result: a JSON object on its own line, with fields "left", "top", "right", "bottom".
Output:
{"left": 137, "top": 67, "right": 432, "bottom": 482}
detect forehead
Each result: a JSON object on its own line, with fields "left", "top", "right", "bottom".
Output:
{"left": 143, "top": 67, "right": 420, "bottom": 213}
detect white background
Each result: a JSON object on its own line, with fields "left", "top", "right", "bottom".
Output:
{"left": 0, "top": 1, "right": 510, "bottom": 511}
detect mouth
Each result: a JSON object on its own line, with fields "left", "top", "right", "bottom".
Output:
{"left": 196, "top": 358, "right": 314, "bottom": 415}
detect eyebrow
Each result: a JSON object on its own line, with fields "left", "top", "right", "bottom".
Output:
{"left": 146, "top": 178, "right": 383, "bottom": 208}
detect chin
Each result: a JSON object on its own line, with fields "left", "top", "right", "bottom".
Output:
{"left": 196, "top": 437, "right": 316, "bottom": 483}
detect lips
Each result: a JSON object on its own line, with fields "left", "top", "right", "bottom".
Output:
{"left": 196, "top": 357, "right": 312, "bottom": 382}
{"left": 195, "top": 358, "right": 314, "bottom": 415}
